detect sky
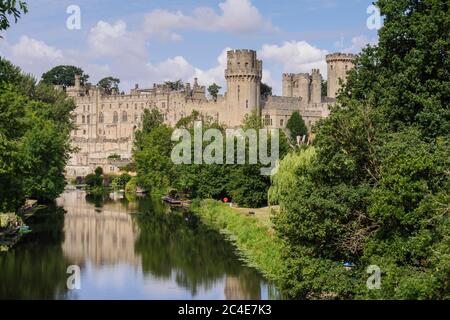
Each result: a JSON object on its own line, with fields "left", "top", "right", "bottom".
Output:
{"left": 0, "top": 0, "right": 379, "bottom": 95}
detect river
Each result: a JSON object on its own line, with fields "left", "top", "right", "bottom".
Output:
{"left": 0, "top": 190, "right": 278, "bottom": 300}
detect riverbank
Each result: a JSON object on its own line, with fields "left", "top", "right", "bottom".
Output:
{"left": 190, "top": 200, "right": 285, "bottom": 283}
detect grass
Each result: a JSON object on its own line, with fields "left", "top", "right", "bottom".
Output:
{"left": 191, "top": 199, "right": 285, "bottom": 282}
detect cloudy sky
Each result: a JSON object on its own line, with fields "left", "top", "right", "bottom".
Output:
{"left": 0, "top": 0, "right": 378, "bottom": 95}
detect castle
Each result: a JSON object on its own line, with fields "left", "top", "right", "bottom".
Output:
{"left": 66, "top": 50, "right": 356, "bottom": 177}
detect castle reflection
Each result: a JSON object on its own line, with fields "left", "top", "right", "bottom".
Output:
{"left": 58, "top": 191, "right": 141, "bottom": 266}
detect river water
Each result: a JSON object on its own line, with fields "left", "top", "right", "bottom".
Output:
{"left": 0, "top": 190, "right": 277, "bottom": 300}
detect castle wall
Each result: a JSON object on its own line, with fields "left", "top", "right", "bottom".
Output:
{"left": 65, "top": 50, "right": 355, "bottom": 178}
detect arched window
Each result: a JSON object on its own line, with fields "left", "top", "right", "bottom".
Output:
{"left": 122, "top": 111, "right": 128, "bottom": 122}
{"left": 113, "top": 111, "right": 118, "bottom": 123}
{"left": 264, "top": 114, "right": 271, "bottom": 126}
{"left": 99, "top": 112, "right": 104, "bottom": 123}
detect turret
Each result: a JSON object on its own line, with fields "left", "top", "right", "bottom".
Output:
{"left": 225, "top": 49, "right": 262, "bottom": 121}
{"left": 311, "top": 69, "right": 322, "bottom": 103}
{"left": 326, "top": 53, "right": 356, "bottom": 98}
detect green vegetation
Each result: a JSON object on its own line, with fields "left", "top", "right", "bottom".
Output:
{"left": 164, "top": 79, "right": 183, "bottom": 91}
{"left": 41, "top": 65, "right": 89, "bottom": 88}
{"left": 260, "top": 82, "right": 272, "bottom": 98}
{"left": 207, "top": 83, "right": 221, "bottom": 101}
{"left": 191, "top": 200, "right": 284, "bottom": 282}
{"left": 0, "top": 0, "right": 27, "bottom": 33}
{"left": 0, "top": 58, "right": 75, "bottom": 212}
{"left": 97, "top": 76, "right": 120, "bottom": 94}
{"left": 286, "top": 111, "right": 308, "bottom": 144}
{"left": 134, "top": 110, "right": 289, "bottom": 207}
{"left": 271, "top": 0, "right": 449, "bottom": 299}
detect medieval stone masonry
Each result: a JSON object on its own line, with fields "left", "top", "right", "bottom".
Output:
{"left": 66, "top": 50, "right": 356, "bottom": 177}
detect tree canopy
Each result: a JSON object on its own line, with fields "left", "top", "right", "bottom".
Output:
{"left": 41, "top": 65, "right": 89, "bottom": 88}
{"left": 260, "top": 82, "right": 272, "bottom": 98}
{"left": 97, "top": 76, "right": 120, "bottom": 94}
{"left": 271, "top": 0, "right": 449, "bottom": 299}
{"left": 207, "top": 83, "right": 221, "bottom": 101}
{"left": 286, "top": 111, "right": 307, "bottom": 144}
{"left": 0, "top": 0, "right": 27, "bottom": 33}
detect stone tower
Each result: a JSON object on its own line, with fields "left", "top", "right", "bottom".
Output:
{"left": 282, "top": 74, "right": 294, "bottom": 97}
{"left": 225, "top": 50, "right": 262, "bottom": 123}
{"left": 282, "top": 73, "right": 311, "bottom": 103}
{"left": 310, "top": 69, "right": 322, "bottom": 104}
{"left": 326, "top": 53, "right": 356, "bottom": 98}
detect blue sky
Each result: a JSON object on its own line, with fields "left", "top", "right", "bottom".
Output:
{"left": 0, "top": 0, "right": 379, "bottom": 94}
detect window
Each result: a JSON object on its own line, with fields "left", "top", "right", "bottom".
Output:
{"left": 83, "top": 130, "right": 86, "bottom": 135}
{"left": 280, "top": 119, "right": 284, "bottom": 127}
{"left": 264, "top": 114, "right": 271, "bottom": 126}
{"left": 99, "top": 112, "right": 104, "bottom": 123}
{"left": 246, "top": 100, "right": 249, "bottom": 109}
{"left": 122, "top": 111, "right": 128, "bottom": 122}
{"left": 87, "top": 115, "right": 90, "bottom": 124}
{"left": 113, "top": 111, "right": 118, "bottom": 123}
{"left": 82, "top": 115, "right": 85, "bottom": 124}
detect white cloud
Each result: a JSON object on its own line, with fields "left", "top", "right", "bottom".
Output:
{"left": 259, "top": 41, "right": 328, "bottom": 76}
{"left": 342, "top": 35, "right": 378, "bottom": 53}
{"left": 143, "top": 0, "right": 272, "bottom": 41}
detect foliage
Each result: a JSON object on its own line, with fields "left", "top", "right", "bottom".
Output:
{"left": 321, "top": 80, "right": 327, "bottom": 97}
{"left": 0, "top": 0, "right": 27, "bottom": 33}
{"left": 260, "top": 82, "right": 272, "bottom": 98}
{"left": 125, "top": 177, "right": 138, "bottom": 194}
{"left": 286, "top": 111, "right": 308, "bottom": 144}
{"left": 272, "top": 0, "right": 450, "bottom": 299}
{"left": 207, "top": 83, "right": 221, "bottom": 101}
{"left": 191, "top": 199, "right": 285, "bottom": 282}
{"left": 0, "top": 58, "right": 74, "bottom": 211}
{"left": 164, "top": 80, "right": 183, "bottom": 91}
{"left": 97, "top": 76, "right": 120, "bottom": 94}
{"left": 41, "top": 65, "right": 89, "bottom": 88}
{"left": 112, "top": 173, "right": 132, "bottom": 191}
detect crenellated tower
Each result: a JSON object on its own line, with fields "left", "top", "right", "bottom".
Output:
{"left": 310, "top": 69, "right": 322, "bottom": 103}
{"left": 326, "top": 53, "right": 356, "bottom": 98}
{"left": 225, "top": 50, "right": 262, "bottom": 123}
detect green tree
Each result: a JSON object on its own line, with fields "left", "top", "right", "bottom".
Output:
{"left": 41, "top": 65, "right": 89, "bottom": 88}
{"left": 0, "top": 58, "right": 75, "bottom": 211}
{"left": 164, "top": 80, "right": 183, "bottom": 91}
{"left": 321, "top": 80, "right": 327, "bottom": 97}
{"left": 207, "top": 83, "right": 221, "bottom": 101}
{"left": 286, "top": 111, "right": 307, "bottom": 144}
{"left": 0, "top": 0, "right": 27, "bottom": 33}
{"left": 272, "top": 0, "right": 450, "bottom": 299}
{"left": 260, "top": 82, "right": 272, "bottom": 98}
{"left": 97, "top": 76, "right": 120, "bottom": 94}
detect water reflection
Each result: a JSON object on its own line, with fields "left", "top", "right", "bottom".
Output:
{"left": 0, "top": 190, "right": 276, "bottom": 300}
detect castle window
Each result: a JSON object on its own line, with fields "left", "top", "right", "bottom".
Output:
{"left": 83, "top": 130, "right": 86, "bottom": 135}
{"left": 87, "top": 115, "right": 90, "bottom": 124}
{"left": 122, "top": 111, "right": 128, "bottom": 122}
{"left": 113, "top": 111, "right": 118, "bottom": 123}
{"left": 82, "top": 115, "right": 85, "bottom": 124}
{"left": 246, "top": 100, "right": 249, "bottom": 109}
{"left": 99, "top": 112, "right": 104, "bottom": 123}
{"left": 264, "top": 114, "right": 271, "bottom": 126}
{"left": 280, "top": 119, "right": 284, "bottom": 127}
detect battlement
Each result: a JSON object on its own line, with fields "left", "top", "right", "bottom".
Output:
{"left": 312, "top": 69, "right": 321, "bottom": 75}
{"left": 226, "top": 49, "right": 262, "bottom": 76}
{"left": 326, "top": 53, "right": 357, "bottom": 62}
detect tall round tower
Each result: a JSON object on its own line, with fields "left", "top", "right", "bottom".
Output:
{"left": 326, "top": 53, "right": 356, "bottom": 98}
{"left": 225, "top": 50, "right": 262, "bottom": 124}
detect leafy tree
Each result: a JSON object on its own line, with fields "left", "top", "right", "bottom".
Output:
{"left": 321, "top": 80, "right": 327, "bottom": 97}
{"left": 0, "top": 0, "right": 27, "bottom": 33}
{"left": 286, "top": 111, "right": 307, "bottom": 144}
{"left": 164, "top": 80, "right": 183, "bottom": 91}
{"left": 0, "top": 57, "right": 75, "bottom": 211}
{"left": 41, "top": 65, "right": 89, "bottom": 88}
{"left": 97, "top": 76, "right": 120, "bottom": 94}
{"left": 207, "top": 83, "right": 221, "bottom": 101}
{"left": 260, "top": 82, "right": 272, "bottom": 98}
{"left": 272, "top": 0, "right": 450, "bottom": 299}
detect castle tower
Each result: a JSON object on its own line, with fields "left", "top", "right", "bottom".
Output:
{"left": 295, "top": 73, "right": 311, "bottom": 103}
{"left": 74, "top": 74, "right": 81, "bottom": 90}
{"left": 225, "top": 50, "right": 262, "bottom": 123}
{"left": 311, "top": 69, "right": 322, "bottom": 104}
{"left": 326, "top": 53, "right": 356, "bottom": 98}
{"left": 282, "top": 74, "right": 294, "bottom": 97}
